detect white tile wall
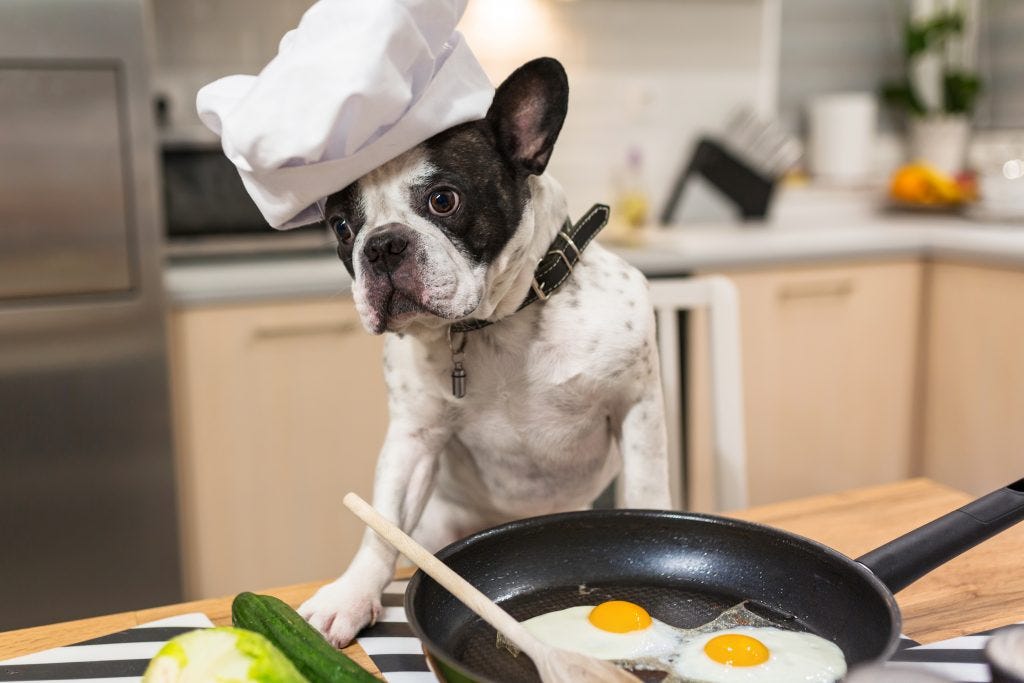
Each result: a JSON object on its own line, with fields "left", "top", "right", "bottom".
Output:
{"left": 464, "top": 0, "right": 771, "bottom": 220}
{"left": 779, "top": 0, "right": 1024, "bottom": 134}
{"left": 150, "top": 0, "right": 773, "bottom": 223}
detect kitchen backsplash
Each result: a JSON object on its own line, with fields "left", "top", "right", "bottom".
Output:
{"left": 149, "top": 0, "right": 1023, "bottom": 226}
{"left": 779, "top": 0, "right": 1024, "bottom": 134}
{"left": 149, "top": 0, "right": 772, "bottom": 223}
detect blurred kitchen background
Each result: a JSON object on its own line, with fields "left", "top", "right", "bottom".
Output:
{"left": 1, "top": 0, "right": 1022, "bottom": 630}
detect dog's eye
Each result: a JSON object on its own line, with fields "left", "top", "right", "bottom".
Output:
{"left": 330, "top": 217, "right": 354, "bottom": 244}
{"left": 428, "top": 189, "right": 460, "bottom": 217}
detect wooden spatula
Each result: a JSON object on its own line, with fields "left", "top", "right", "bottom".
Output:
{"left": 343, "top": 493, "right": 641, "bottom": 683}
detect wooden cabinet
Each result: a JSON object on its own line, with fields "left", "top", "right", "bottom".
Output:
{"left": 921, "top": 261, "right": 1024, "bottom": 495}
{"left": 687, "top": 260, "right": 924, "bottom": 508}
{"left": 167, "top": 297, "right": 388, "bottom": 600}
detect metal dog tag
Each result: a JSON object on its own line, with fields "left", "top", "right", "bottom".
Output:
{"left": 448, "top": 327, "right": 468, "bottom": 399}
{"left": 451, "top": 360, "right": 466, "bottom": 398}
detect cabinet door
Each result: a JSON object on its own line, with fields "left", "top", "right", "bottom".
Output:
{"left": 922, "top": 262, "right": 1024, "bottom": 495}
{"left": 688, "top": 261, "right": 923, "bottom": 508}
{"left": 168, "top": 298, "right": 387, "bottom": 599}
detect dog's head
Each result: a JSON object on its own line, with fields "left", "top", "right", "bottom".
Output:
{"left": 324, "top": 58, "right": 569, "bottom": 335}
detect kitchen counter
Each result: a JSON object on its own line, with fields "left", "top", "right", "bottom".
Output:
{"left": 165, "top": 252, "right": 353, "bottom": 307}
{"left": 3, "top": 478, "right": 1023, "bottom": 673}
{"left": 164, "top": 190, "right": 1024, "bottom": 306}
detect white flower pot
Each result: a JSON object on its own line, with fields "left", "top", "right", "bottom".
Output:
{"left": 908, "top": 115, "right": 970, "bottom": 177}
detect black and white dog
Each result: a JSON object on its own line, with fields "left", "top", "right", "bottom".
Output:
{"left": 299, "top": 57, "right": 670, "bottom": 647}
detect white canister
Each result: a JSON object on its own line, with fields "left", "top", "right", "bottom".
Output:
{"left": 807, "top": 92, "right": 878, "bottom": 185}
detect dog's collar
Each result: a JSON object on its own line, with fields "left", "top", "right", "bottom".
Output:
{"left": 446, "top": 203, "right": 609, "bottom": 399}
{"left": 450, "top": 203, "right": 610, "bottom": 334}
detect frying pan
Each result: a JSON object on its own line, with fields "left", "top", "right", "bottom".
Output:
{"left": 405, "top": 478, "right": 1024, "bottom": 682}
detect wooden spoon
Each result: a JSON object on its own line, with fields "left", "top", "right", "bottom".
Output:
{"left": 343, "top": 493, "right": 641, "bottom": 683}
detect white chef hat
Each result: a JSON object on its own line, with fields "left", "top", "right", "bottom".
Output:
{"left": 197, "top": 0, "right": 494, "bottom": 229}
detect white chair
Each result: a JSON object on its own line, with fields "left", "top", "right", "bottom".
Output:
{"left": 648, "top": 276, "right": 748, "bottom": 511}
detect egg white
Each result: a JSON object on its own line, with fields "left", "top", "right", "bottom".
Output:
{"left": 521, "top": 605, "right": 681, "bottom": 661}
{"left": 672, "top": 626, "right": 848, "bottom": 683}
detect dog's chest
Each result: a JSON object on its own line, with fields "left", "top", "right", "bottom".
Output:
{"left": 451, "top": 310, "right": 610, "bottom": 446}
{"left": 383, "top": 247, "right": 654, "bottom": 504}
{"left": 439, "top": 320, "right": 618, "bottom": 507}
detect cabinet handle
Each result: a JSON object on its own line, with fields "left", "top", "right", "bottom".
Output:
{"left": 777, "top": 278, "right": 854, "bottom": 301}
{"left": 252, "top": 320, "right": 359, "bottom": 340}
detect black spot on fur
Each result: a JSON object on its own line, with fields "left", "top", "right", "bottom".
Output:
{"left": 412, "top": 122, "right": 528, "bottom": 265}
{"left": 530, "top": 315, "right": 543, "bottom": 339}
{"left": 480, "top": 329, "right": 498, "bottom": 348}
{"left": 625, "top": 321, "right": 634, "bottom": 331}
{"left": 398, "top": 57, "right": 570, "bottom": 267}
{"left": 324, "top": 183, "right": 366, "bottom": 276}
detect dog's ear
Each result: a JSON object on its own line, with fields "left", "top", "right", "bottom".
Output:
{"left": 486, "top": 57, "right": 568, "bottom": 176}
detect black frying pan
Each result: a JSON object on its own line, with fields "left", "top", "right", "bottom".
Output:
{"left": 405, "top": 478, "right": 1024, "bottom": 682}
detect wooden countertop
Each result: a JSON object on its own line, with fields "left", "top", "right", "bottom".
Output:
{"left": 3, "top": 478, "right": 1023, "bottom": 678}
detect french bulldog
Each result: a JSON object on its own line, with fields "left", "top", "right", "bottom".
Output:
{"left": 299, "top": 57, "right": 671, "bottom": 647}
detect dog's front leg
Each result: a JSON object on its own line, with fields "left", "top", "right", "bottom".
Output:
{"left": 299, "top": 417, "right": 450, "bottom": 647}
{"left": 615, "top": 333, "right": 673, "bottom": 510}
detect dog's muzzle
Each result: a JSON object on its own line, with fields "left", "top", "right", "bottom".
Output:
{"left": 363, "top": 223, "right": 414, "bottom": 275}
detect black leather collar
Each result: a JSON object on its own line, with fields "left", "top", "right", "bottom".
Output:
{"left": 450, "top": 203, "right": 610, "bottom": 333}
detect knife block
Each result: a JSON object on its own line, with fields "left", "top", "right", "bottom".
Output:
{"left": 660, "top": 137, "right": 777, "bottom": 223}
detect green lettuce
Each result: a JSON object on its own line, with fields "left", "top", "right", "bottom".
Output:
{"left": 142, "top": 627, "right": 309, "bottom": 683}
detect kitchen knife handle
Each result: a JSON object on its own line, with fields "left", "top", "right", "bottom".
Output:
{"left": 857, "top": 477, "right": 1024, "bottom": 594}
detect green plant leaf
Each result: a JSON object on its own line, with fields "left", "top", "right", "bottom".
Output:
{"left": 891, "top": 8, "right": 979, "bottom": 116}
{"left": 906, "top": 9, "right": 965, "bottom": 56}
{"left": 881, "top": 80, "right": 927, "bottom": 117}
{"left": 905, "top": 21, "right": 929, "bottom": 57}
{"left": 943, "top": 70, "right": 983, "bottom": 115}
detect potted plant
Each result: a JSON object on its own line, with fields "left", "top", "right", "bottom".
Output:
{"left": 881, "top": 2, "right": 983, "bottom": 177}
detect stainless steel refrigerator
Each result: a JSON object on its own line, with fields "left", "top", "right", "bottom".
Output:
{"left": 0, "top": 0, "right": 182, "bottom": 629}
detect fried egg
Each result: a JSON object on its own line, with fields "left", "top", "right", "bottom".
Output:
{"left": 673, "top": 626, "right": 847, "bottom": 682}
{"left": 521, "top": 600, "right": 680, "bottom": 661}
{"left": 517, "top": 600, "right": 847, "bottom": 683}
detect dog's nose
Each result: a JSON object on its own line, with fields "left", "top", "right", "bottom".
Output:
{"left": 364, "top": 227, "right": 410, "bottom": 274}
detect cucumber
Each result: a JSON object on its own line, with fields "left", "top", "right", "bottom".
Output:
{"left": 232, "top": 592, "right": 379, "bottom": 683}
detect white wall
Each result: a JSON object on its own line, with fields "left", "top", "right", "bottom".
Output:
{"left": 462, "top": 0, "right": 770, "bottom": 220}
{"left": 151, "top": 0, "right": 773, "bottom": 223}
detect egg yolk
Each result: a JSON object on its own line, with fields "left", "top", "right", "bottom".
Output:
{"left": 703, "top": 633, "right": 771, "bottom": 667}
{"left": 587, "top": 600, "right": 652, "bottom": 633}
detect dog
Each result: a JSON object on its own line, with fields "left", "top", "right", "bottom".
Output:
{"left": 298, "top": 57, "right": 671, "bottom": 647}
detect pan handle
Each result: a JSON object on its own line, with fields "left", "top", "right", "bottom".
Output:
{"left": 856, "top": 477, "right": 1024, "bottom": 594}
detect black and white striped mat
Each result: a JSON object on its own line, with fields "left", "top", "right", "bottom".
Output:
{"left": 355, "top": 579, "right": 435, "bottom": 682}
{"left": 0, "top": 613, "right": 213, "bottom": 682}
{"left": 886, "top": 624, "right": 1024, "bottom": 682}
{"left": 2, "top": 587, "right": 1019, "bottom": 683}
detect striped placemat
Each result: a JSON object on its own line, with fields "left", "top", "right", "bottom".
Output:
{"left": 0, "top": 613, "right": 213, "bottom": 682}
{"left": 355, "top": 579, "right": 435, "bottom": 682}
{"left": 2, "top": 593, "right": 1017, "bottom": 683}
{"left": 886, "top": 622, "right": 1024, "bottom": 682}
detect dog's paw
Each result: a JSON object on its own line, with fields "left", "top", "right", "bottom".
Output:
{"left": 298, "top": 578, "right": 382, "bottom": 648}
